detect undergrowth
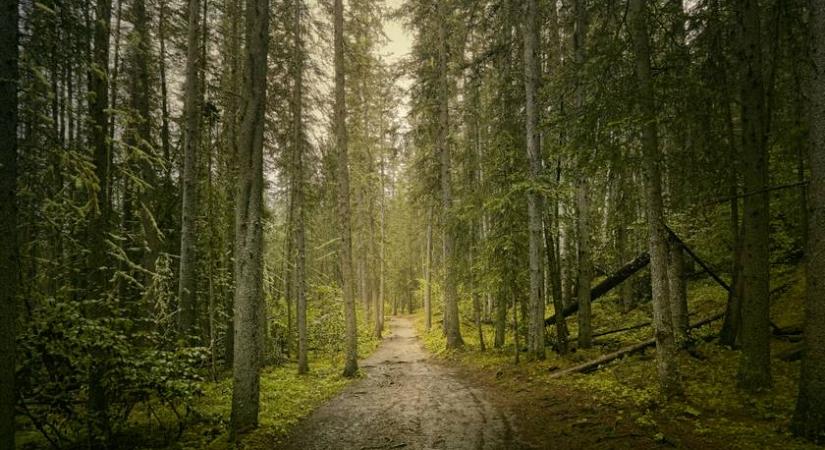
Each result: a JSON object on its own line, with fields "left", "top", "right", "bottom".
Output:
{"left": 415, "top": 266, "right": 820, "bottom": 449}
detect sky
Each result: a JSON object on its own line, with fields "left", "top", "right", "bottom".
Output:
{"left": 381, "top": 0, "right": 412, "bottom": 64}
{"left": 380, "top": 0, "right": 413, "bottom": 133}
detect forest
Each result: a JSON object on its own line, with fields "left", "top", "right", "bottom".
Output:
{"left": 1, "top": 0, "right": 825, "bottom": 448}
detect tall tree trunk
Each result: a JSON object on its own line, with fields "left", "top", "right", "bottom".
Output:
{"left": 128, "top": 0, "right": 161, "bottom": 290}
{"left": 178, "top": 0, "right": 202, "bottom": 338}
{"left": 0, "top": 0, "right": 18, "bottom": 443}
{"left": 544, "top": 211, "right": 568, "bottom": 355}
{"left": 629, "top": 0, "right": 682, "bottom": 397}
{"left": 571, "top": 0, "right": 592, "bottom": 351}
{"left": 88, "top": 0, "right": 113, "bottom": 293}
{"left": 437, "top": 1, "right": 463, "bottom": 350}
{"left": 291, "top": 0, "right": 309, "bottom": 375}
{"left": 230, "top": 0, "right": 268, "bottom": 434}
{"left": 735, "top": 0, "right": 772, "bottom": 392}
{"left": 791, "top": 0, "right": 825, "bottom": 440}
{"left": 494, "top": 288, "right": 506, "bottom": 348}
{"left": 668, "top": 242, "right": 689, "bottom": 342}
{"left": 87, "top": 0, "right": 114, "bottom": 436}
{"left": 334, "top": 0, "right": 359, "bottom": 378}
{"left": 376, "top": 153, "right": 386, "bottom": 338}
{"left": 424, "top": 207, "right": 433, "bottom": 331}
{"left": 576, "top": 181, "right": 593, "bottom": 349}
{"left": 523, "top": 0, "right": 545, "bottom": 360}
{"left": 158, "top": 0, "right": 172, "bottom": 183}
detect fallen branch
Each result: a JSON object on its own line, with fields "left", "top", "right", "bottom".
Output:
{"left": 592, "top": 322, "right": 652, "bottom": 338}
{"left": 548, "top": 312, "right": 724, "bottom": 378}
{"left": 545, "top": 252, "right": 650, "bottom": 326}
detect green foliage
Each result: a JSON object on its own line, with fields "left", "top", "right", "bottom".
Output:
{"left": 16, "top": 300, "right": 206, "bottom": 448}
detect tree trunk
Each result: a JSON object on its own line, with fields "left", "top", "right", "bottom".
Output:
{"left": 87, "top": 0, "right": 114, "bottom": 436}
{"left": 544, "top": 211, "right": 568, "bottom": 354}
{"left": 424, "top": 208, "right": 433, "bottom": 331}
{"left": 523, "top": 0, "right": 545, "bottom": 360}
{"left": 230, "top": 0, "right": 269, "bottom": 434}
{"left": 334, "top": 0, "right": 359, "bottom": 378}
{"left": 576, "top": 180, "right": 593, "bottom": 349}
{"left": 0, "top": 0, "right": 18, "bottom": 443}
{"left": 375, "top": 154, "right": 386, "bottom": 338}
{"left": 791, "top": 0, "right": 825, "bottom": 441}
{"left": 735, "top": 0, "right": 772, "bottom": 392}
{"left": 291, "top": 0, "right": 308, "bottom": 375}
{"left": 128, "top": 0, "right": 161, "bottom": 291}
{"left": 178, "top": 0, "right": 202, "bottom": 338}
{"left": 495, "top": 287, "right": 506, "bottom": 348}
{"left": 668, "top": 242, "right": 689, "bottom": 343}
{"left": 437, "top": 1, "right": 463, "bottom": 350}
{"left": 629, "top": 0, "right": 682, "bottom": 398}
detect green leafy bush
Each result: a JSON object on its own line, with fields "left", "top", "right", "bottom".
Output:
{"left": 16, "top": 299, "right": 206, "bottom": 448}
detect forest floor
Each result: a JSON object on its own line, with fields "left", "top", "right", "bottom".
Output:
{"left": 410, "top": 269, "right": 822, "bottom": 450}
{"left": 279, "top": 316, "right": 520, "bottom": 449}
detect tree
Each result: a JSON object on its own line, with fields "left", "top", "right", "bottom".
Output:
{"left": 790, "top": 0, "right": 825, "bottom": 441}
{"left": 628, "top": 0, "right": 681, "bottom": 397}
{"left": 735, "top": 0, "right": 772, "bottom": 392}
{"left": 437, "top": 0, "right": 463, "bottom": 350}
{"left": 230, "top": 0, "right": 269, "bottom": 433}
{"left": 178, "top": 0, "right": 203, "bottom": 338}
{"left": 0, "top": 0, "right": 18, "bottom": 444}
{"left": 291, "top": 0, "right": 309, "bottom": 375}
{"left": 523, "top": 0, "right": 545, "bottom": 360}
{"left": 334, "top": 0, "right": 359, "bottom": 378}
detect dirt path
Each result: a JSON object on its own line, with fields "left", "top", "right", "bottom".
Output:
{"left": 281, "top": 317, "right": 522, "bottom": 450}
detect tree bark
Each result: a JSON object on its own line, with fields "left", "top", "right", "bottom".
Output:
{"left": 0, "top": 0, "right": 18, "bottom": 443}
{"left": 576, "top": 180, "right": 593, "bottom": 349}
{"left": 791, "top": 0, "right": 825, "bottom": 441}
{"left": 668, "top": 242, "right": 689, "bottom": 342}
{"left": 230, "top": 0, "right": 269, "bottom": 434}
{"left": 735, "top": 0, "right": 772, "bottom": 392}
{"left": 523, "top": 0, "right": 545, "bottom": 360}
{"left": 628, "top": 0, "right": 682, "bottom": 397}
{"left": 178, "top": 0, "right": 202, "bottom": 338}
{"left": 334, "top": 0, "right": 359, "bottom": 377}
{"left": 437, "top": 1, "right": 463, "bottom": 350}
{"left": 424, "top": 208, "right": 433, "bottom": 331}
{"left": 291, "top": 0, "right": 308, "bottom": 375}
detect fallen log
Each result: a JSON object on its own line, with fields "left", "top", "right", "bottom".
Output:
{"left": 548, "top": 311, "right": 724, "bottom": 378}
{"left": 665, "top": 226, "right": 730, "bottom": 292}
{"left": 592, "top": 322, "right": 652, "bottom": 338}
{"left": 545, "top": 252, "right": 650, "bottom": 326}
{"left": 777, "top": 343, "right": 804, "bottom": 362}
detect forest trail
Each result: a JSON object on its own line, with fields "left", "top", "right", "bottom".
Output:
{"left": 281, "top": 317, "right": 521, "bottom": 450}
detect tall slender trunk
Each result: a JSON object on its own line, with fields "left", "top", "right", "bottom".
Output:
{"left": 376, "top": 153, "right": 386, "bottom": 338}
{"left": 544, "top": 211, "right": 568, "bottom": 354}
{"left": 230, "top": 0, "right": 269, "bottom": 434}
{"left": 291, "top": 0, "right": 309, "bottom": 375}
{"left": 87, "top": 0, "right": 114, "bottom": 437}
{"left": 668, "top": 242, "right": 688, "bottom": 342}
{"left": 0, "top": 0, "right": 18, "bottom": 443}
{"left": 523, "top": 0, "right": 545, "bottom": 360}
{"left": 334, "top": 0, "right": 359, "bottom": 377}
{"left": 629, "top": 0, "right": 682, "bottom": 397}
{"left": 158, "top": 0, "right": 172, "bottom": 183}
{"left": 424, "top": 207, "right": 433, "bottom": 331}
{"left": 791, "top": 0, "right": 825, "bottom": 440}
{"left": 735, "top": 0, "right": 772, "bottom": 392}
{"left": 576, "top": 181, "right": 593, "bottom": 349}
{"left": 129, "top": 0, "right": 161, "bottom": 288}
{"left": 178, "top": 0, "right": 203, "bottom": 338}
{"left": 437, "top": 1, "right": 463, "bottom": 349}
{"left": 571, "top": 0, "right": 592, "bottom": 351}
